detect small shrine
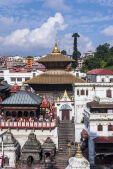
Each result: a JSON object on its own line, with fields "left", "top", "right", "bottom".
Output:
{"left": 40, "top": 97, "right": 50, "bottom": 119}
{"left": 0, "top": 129, "right": 20, "bottom": 168}
{"left": 55, "top": 90, "right": 74, "bottom": 121}
{"left": 10, "top": 83, "right": 20, "bottom": 95}
{"left": 21, "top": 132, "right": 41, "bottom": 167}
{"left": 42, "top": 137, "right": 56, "bottom": 167}
{"left": 65, "top": 144, "right": 90, "bottom": 169}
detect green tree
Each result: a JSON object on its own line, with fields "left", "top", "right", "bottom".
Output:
{"left": 27, "top": 56, "right": 33, "bottom": 58}
{"left": 72, "top": 33, "right": 80, "bottom": 68}
{"left": 61, "top": 50, "right": 67, "bottom": 55}
{"left": 81, "top": 43, "right": 113, "bottom": 72}
{"left": 95, "top": 43, "right": 110, "bottom": 61}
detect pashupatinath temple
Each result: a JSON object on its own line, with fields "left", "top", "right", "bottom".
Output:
{"left": 24, "top": 43, "right": 85, "bottom": 103}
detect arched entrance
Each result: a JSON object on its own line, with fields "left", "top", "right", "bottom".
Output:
{"left": 27, "top": 156, "right": 34, "bottom": 167}
{"left": 60, "top": 104, "right": 71, "bottom": 121}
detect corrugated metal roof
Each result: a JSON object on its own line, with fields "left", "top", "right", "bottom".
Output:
{"left": 1, "top": 90, "right": 43, "bottom": 105}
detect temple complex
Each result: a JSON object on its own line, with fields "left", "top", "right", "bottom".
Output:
{"left": 24, "top": 43, "right": 85, "bottom": 103}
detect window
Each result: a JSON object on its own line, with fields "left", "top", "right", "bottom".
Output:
{"left": 86, "top": 90, "right": 88, "bottom": 96}
{"left": 97, "top": 124, "right": 103, "bottom": 131}
{"left": 17, "top": 78, "right": 22, "bottom": 81}
{"left": 108, "top": 125, "right": 113, "bottom": 131}
{"left": 106, "top": 89, "right": 112, "bottom": 98}
{"left": 77, "top": 90, "right": 79, "bottom": 95}
{"left": 81, "top": 89, "right": 85, "bottom": 95}
{"left": 102, "top": 78, "right": 104, "bottom": 82}
{"left": 25, "top": 77, "right": 30, "bottom": 81}
{"left": 76, "top": 73, "right": 79, "bottom": 77}
{"left": 33, "top": 73, "right": 36, "bottom": 77}
{"left": 11, "top": 77, "right": 16, "bottom": 82}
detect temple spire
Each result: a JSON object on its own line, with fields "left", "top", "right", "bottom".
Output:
{"left": 63, "top": 90, "right": 69, "bottom": 98}
{"left": 75, "top": 143, "right": 83, "bottom": 158}
{"left": 52, "top": 42, "right": 60, "bottom": 54}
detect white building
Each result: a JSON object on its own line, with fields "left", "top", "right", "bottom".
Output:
{"left": 71, "top": 70, "right": 86, "bottom": 79}
{"left": 74, "top": 83, "right": 113, "bottom": 165}
{"left": 84, "top": 98, "right": 113, "bottom": 165}
{"left": 87, "top": 69, "right": 113, "bottom": 83}
{"left": 2, "top": 69, "right": 43, "bottom": 86}
{"left": 7, "top": 55, "right": 23, "bottom": 61}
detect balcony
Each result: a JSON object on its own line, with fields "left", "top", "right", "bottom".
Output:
{"left": 84, "top": 109, "right": 113, "bottom": 121}
{"left": 0, "top": 120, "right": 57, "bottom": 130}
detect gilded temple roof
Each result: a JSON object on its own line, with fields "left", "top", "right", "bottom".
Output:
{"left": 24, "top": 70, "right": 85, "bottom": 84}
{"left": 38, "top": 43, "right": 74, "bottom": 63}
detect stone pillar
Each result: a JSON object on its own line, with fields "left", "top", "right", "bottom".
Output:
{"left": 88, "top": 137, "right": 95, "bottom": 164}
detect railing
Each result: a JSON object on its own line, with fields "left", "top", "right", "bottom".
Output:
{"left": 84, "top": 109, "right": 113, "bottom": 120}
{"left": 0, "top": 120, "right": 57, "bottom": 129}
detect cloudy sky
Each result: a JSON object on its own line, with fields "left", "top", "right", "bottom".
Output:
{"left": 0, "top": 0, "right": 113, "bottom": 56}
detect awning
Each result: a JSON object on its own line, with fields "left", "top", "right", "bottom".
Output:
{"left": 94, "top": 137, "right": 113, "bottom": 143}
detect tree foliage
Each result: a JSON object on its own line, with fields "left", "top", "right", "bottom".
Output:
{"left": 81, "top": 43, "right": 113, "bottom": 72}
{"left": 72, "top": 33, "right": 80, "bottom": 69}
{"left": 61, "top": 50, "right": 67, "bottom": 55}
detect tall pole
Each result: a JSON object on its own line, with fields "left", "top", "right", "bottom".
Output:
{"left": 68, "top": 142, "right": 71, "bottom": 158}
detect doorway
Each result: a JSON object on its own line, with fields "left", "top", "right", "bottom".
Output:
{"left": 27, "top": 156, "right": 34, "bottom": 167}
{"left": 62, "top": 110, "right": 70, "bottom": 121}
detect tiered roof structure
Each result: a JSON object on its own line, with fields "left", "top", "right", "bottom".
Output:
{"left": 24, "top": 43, "right": 85, "bottom": 102}
{"left": 25, "top": 43, "right": 84, "bottom": 85}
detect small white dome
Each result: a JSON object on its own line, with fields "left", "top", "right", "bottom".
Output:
{"left": 67, "top": 156, "right": 90, "bottom": 169}
{"left": 65, "top": 144, "right": 90, "bottom": 169}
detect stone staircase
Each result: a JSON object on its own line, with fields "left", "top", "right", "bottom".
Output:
{"left": 55, "top": 120, "right": 76, "bottom": 169}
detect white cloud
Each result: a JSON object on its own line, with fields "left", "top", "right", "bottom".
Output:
{"left": 61, "top": 33, "right": 94, "bottom": 55}
{"left": 72, "top": 15, "right": 113, "bottom": 24}
{"left": 0, "top": 13, "right": 67, "bottom": 56}
{"left": 44, "top": 0, "right": 70, "bottom": 11}
{"left": 101, "top": 25, "right": 113, "bottom": 36}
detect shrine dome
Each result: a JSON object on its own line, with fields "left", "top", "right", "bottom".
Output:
{"left": 66, "top": 144, "right": 90, "bottom": 169}
{"left": 10, "top": 83, "right": 20, "bottom": 93}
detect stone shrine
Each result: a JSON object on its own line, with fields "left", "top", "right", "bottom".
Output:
{"left": 21, "top": 132, "right": 41, "bottom": 166}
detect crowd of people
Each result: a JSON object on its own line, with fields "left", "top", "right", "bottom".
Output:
{"left": 0, "top": 111, "right": 55, "bottom": 123}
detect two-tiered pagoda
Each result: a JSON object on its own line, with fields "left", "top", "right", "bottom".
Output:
{"left": 25, "top": 43, "right": 85, "bottom": 102}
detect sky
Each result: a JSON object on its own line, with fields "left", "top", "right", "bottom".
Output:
{"left": 0, "top": 0, "right": 113, "bottom": 56}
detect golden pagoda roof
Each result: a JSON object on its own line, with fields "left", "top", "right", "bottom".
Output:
{"left": 37, "top": 43, "right": 75, "bottom": 63}
{"left": 24, "top": 70, "right": 85, "bottom": 85}
{"left": 52, "top": 42, "right": 60, "bottom": 54}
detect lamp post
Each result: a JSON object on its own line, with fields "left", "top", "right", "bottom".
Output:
{"left": 68, "top": 142, "right": 71, "bottom": 158}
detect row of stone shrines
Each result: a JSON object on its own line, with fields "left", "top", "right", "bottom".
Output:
{"left": 0, "top": 130, "right": 56, "bottom": 168}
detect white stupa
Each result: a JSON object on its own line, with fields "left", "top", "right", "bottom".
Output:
{"left": 65, "top": 144, "right": 90, "bottom": 169}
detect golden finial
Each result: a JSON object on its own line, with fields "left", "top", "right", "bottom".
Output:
{"left": 57, "top": 97, "right": 60, "bottom": 102}
{"left": 71, "top": 96, "right": 74, "bottom": 101}
{"left": 52, "top": 42, "right": 60, "bottom": 54}
{"left": 75, "top": 143, "right": 83, "bottom": 158}
{"left": 63, "top": 90, "right": 69, "bottom": 98}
